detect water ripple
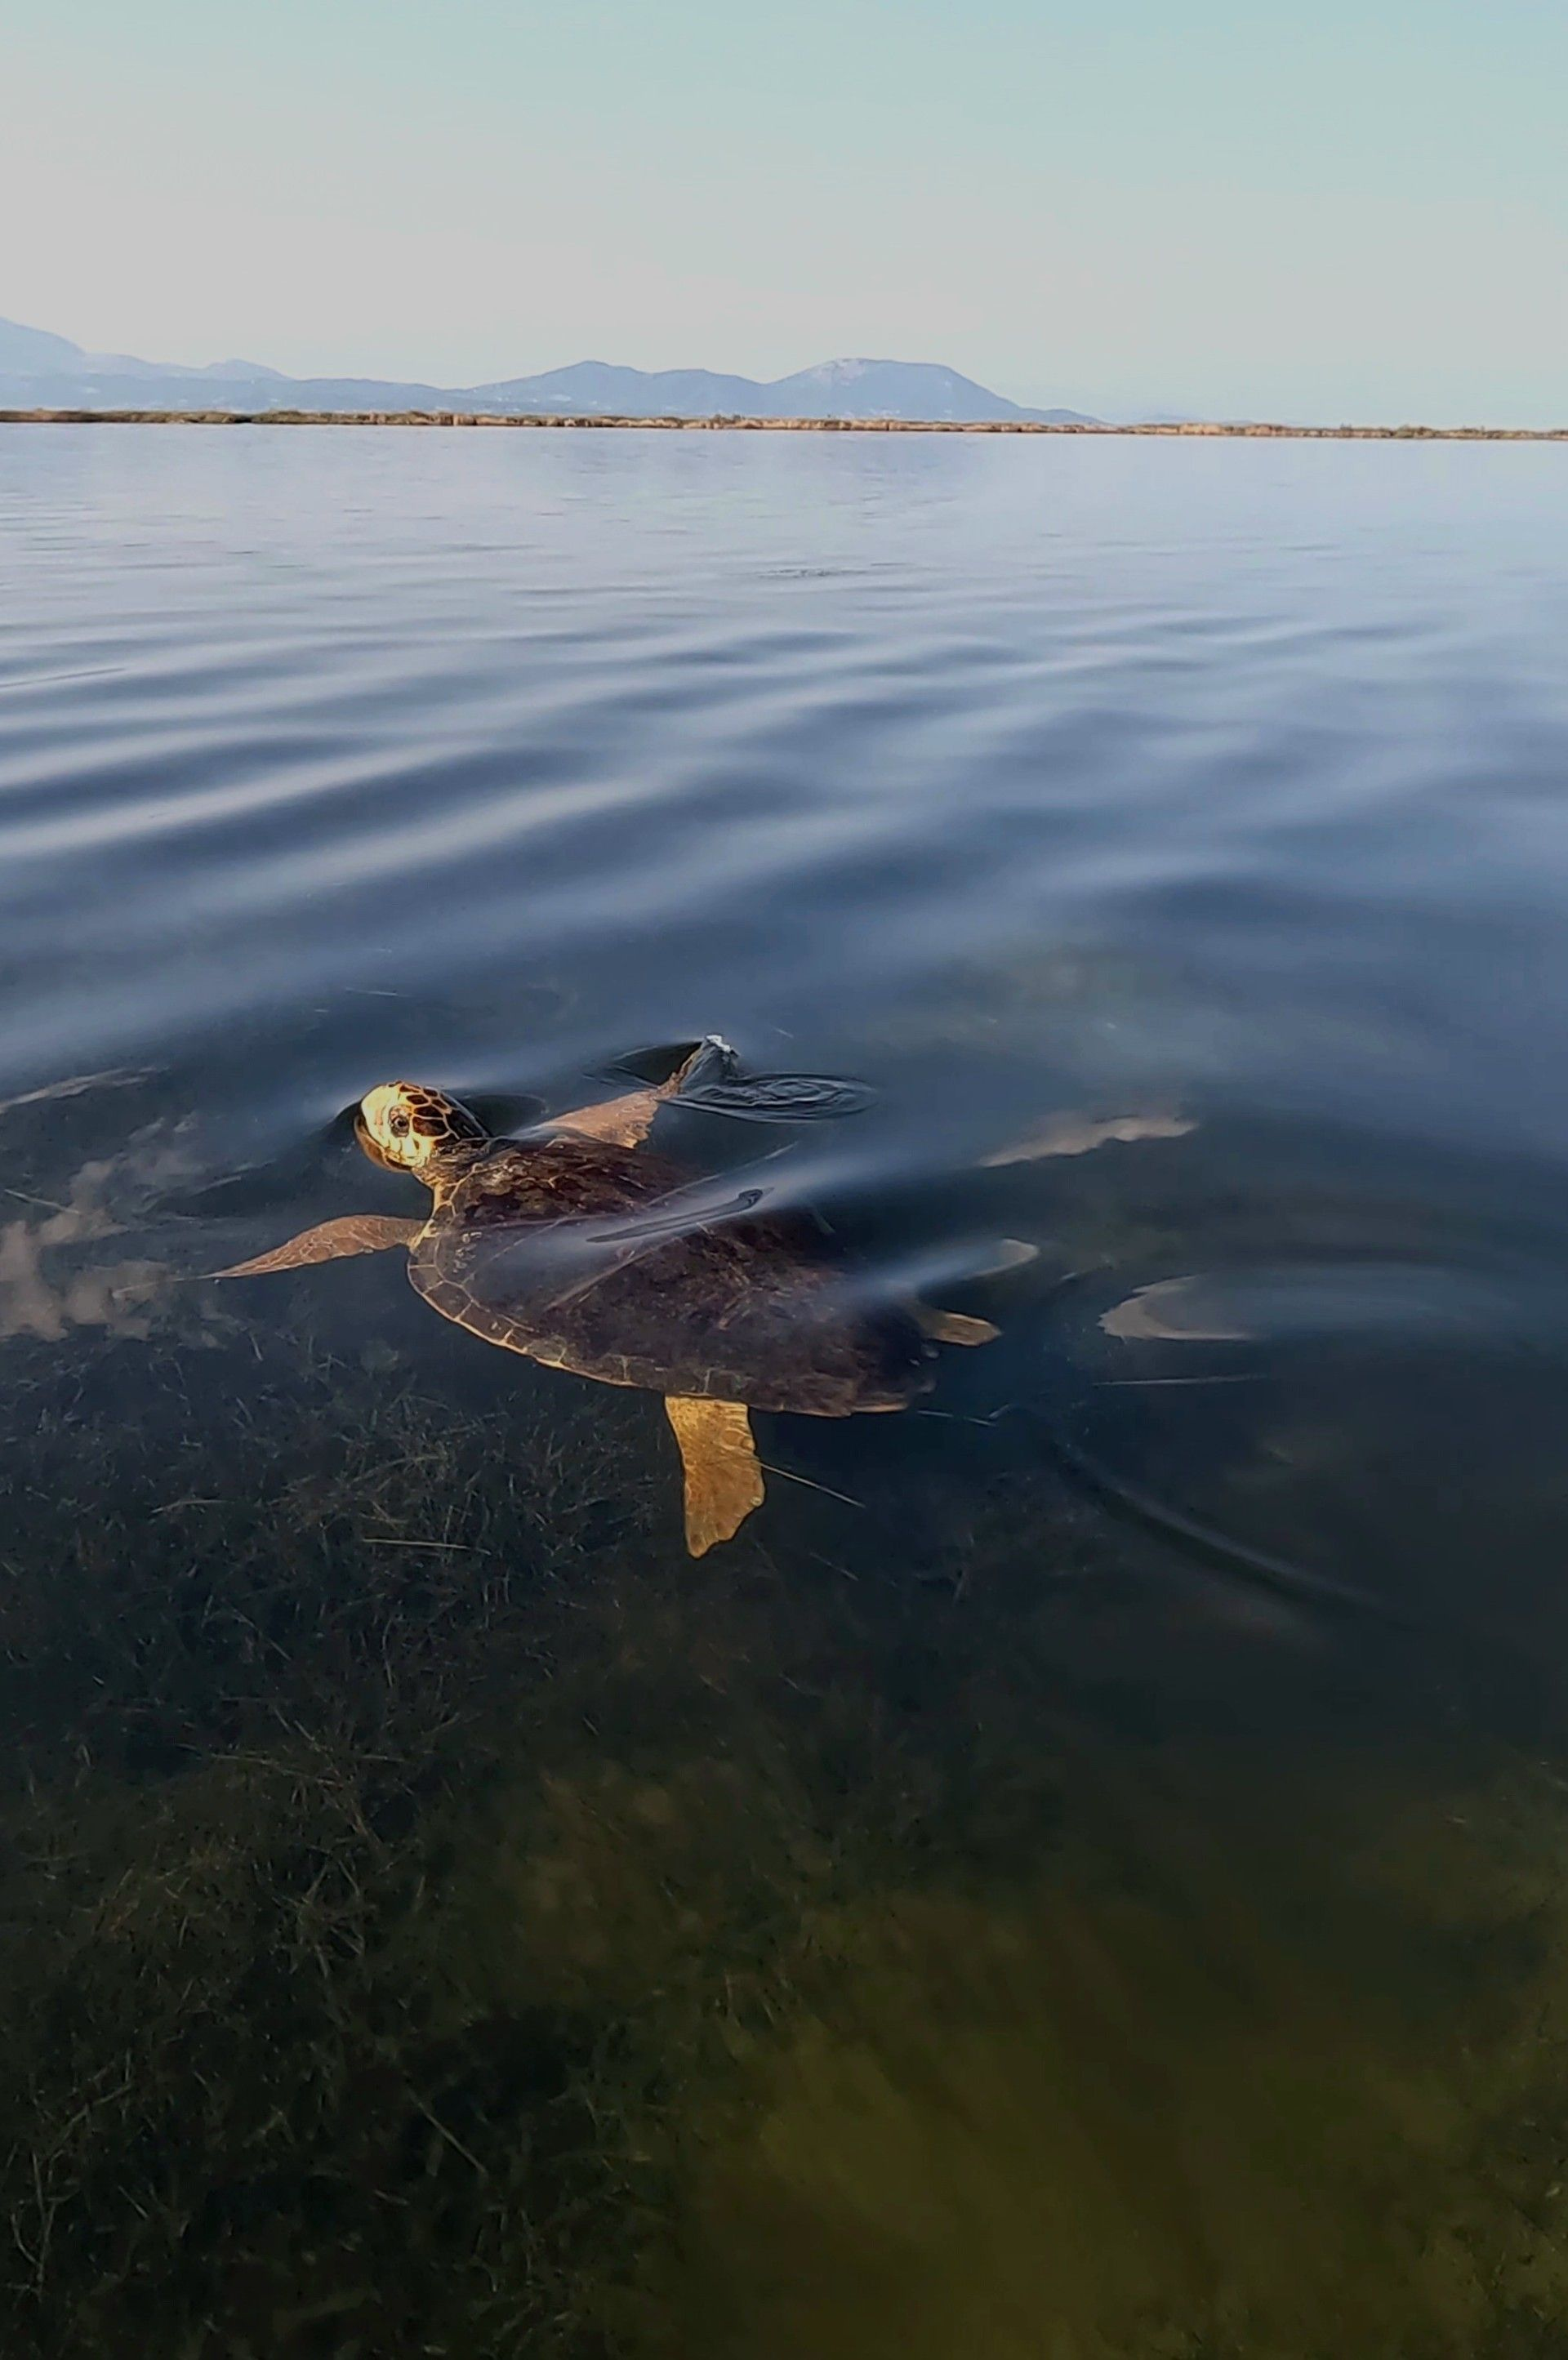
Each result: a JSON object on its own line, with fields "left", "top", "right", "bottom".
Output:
{"left": 5, "top": 426, "right": 1568, "bottom": 1605}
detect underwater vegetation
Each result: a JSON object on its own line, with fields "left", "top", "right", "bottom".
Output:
{"left": 3, "top": 1109, "right": 1568, "bottom": 2358}
{"left": 0, "top": 1313, "right": 1089, "bottom": 2360}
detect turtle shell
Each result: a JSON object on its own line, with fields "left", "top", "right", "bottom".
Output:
{"left": 407, "top": 1133, "right": 933, "bottom": 1415}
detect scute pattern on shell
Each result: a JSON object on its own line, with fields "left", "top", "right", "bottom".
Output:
{"left": 407, "top": 1133, "right": 933, "bottom": 1414}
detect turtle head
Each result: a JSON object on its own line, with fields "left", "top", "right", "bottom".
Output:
{"left": 356, "top": 1083, "right": 488, "bottom": 1183}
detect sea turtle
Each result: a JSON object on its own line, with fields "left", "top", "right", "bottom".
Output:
{"left": 216, "top": 1041, "right": 997, "bottom": 1556}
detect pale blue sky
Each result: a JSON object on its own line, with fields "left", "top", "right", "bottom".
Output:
{"left": 5, "top": 0, "right": 1566, "bottom": 421}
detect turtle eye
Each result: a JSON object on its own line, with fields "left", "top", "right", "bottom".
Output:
{"left": 389, "top": 1112, "right": 412, "bottom": 1138}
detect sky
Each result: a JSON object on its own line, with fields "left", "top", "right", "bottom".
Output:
{"left": 4, "top": 0, "right": 1566, "bottom": 423}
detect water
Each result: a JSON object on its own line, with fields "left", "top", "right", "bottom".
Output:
{"left": 5, "top": 425, "right": 1568, "bottom": 2356}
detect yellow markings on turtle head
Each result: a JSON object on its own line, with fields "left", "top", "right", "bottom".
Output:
{"left": 356, "top": 1081, "right": 488, "bottom": 1176}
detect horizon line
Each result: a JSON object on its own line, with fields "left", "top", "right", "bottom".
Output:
{"left": 3, "top": 408, "right": 1565, "bottom": 443}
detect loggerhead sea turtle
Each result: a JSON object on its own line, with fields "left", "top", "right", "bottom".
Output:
{"left": 216, "top": 1041, "right": 996, "bottom": 1556}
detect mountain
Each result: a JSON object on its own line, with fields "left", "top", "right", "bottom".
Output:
{"left": 470, "top": 361, "right": 773, "bottom": 416}
{"left": 75, "top": 350, "right": 289, "bottom": 382}
{"left": 473, "top": 355, "right": 1095, "bottom": 423}
{"left": 0, "top": 317, "right": 284, "bottom": 389}
{"left": 0, "top": 318, "right": 1098, "bottom": 423}
{"left": 0, "top": 318, "right": 86, "bottom": 375}
{"left": 769, "top": 358, "right": 1035, "bottom": 421}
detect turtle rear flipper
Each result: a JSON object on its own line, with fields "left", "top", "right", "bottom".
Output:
{"left": 911, "top": 1305, "right": 999, "bottom": 1346}
{"left": 550, "top": 1036, "right": 741, "bottom": 1150}
{"left": 664, "top": 1395, "right": 765, "bottom": 1556}
{"left": 214, "top": 1213, "right": 422, "bottom": 1279}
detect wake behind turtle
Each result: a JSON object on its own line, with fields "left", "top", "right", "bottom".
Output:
{"left": 216, "top": 1042, "right": 996, "bottom": 1555}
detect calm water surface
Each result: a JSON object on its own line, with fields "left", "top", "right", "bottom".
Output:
{"left": 5, "top": 426, "right": 1568, "bottom": 2356}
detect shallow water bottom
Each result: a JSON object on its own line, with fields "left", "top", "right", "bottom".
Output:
{"left": 6, "top": 1296, "right": 1568, "bottom": 2360}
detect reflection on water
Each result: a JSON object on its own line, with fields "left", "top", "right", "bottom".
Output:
{"left": 4, "top": 427, "right": 1568, "bottom": 2351}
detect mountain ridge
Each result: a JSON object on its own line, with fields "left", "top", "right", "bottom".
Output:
{"left": 0, "top": 318, "right": 1097, "bottom": 424}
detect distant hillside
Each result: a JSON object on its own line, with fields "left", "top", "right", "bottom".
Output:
{"left": 768, "top": 358, "right": 1076, "bottom": 423}
{"left": 0, "top": 318, "right": 1098, "bottom": 424}
{"left": 470, "top": 361, "right": 772, "bottom": 416}
{"left": 473, "top": 355, "right": 1094, "bottom": 424}
{"left": 0, "top": 316, "right": 284, "bottom": 387}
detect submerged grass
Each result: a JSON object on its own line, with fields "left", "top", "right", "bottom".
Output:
{"left": 0, "top": 1307, "right": 1100, "bottom": 2359}
{"left": 5, "top": 1267, "right": 1568, "bottom": 2355}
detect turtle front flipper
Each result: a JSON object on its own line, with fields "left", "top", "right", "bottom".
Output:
{"left": 549, "top": 1036, "right": 740, "bottom": 1150}
{"left": 213, "top": 1213, "right": 422, "bottom": 1278}
{"left": 663, "top": 1395, "right": 765, "bottom": 1556}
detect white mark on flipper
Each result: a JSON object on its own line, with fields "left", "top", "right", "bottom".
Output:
{"left": 1099, "top": 1277, "right": 1250, "bottom": 1343}
{"left": 982, "top": 1111, "right": 1196, "bottom": 1167}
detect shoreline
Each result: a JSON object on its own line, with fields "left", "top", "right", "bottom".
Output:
{"left": 1, "top": 407, "right": 1565, "bottom": 441}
